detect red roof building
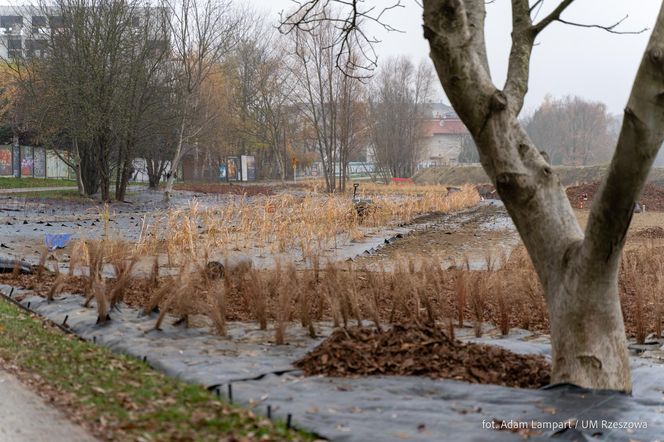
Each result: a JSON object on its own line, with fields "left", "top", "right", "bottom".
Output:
{"left": 420, "top": 116, "right": 470, "bottom": 167}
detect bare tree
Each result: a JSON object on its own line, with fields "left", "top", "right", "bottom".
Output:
{"left": 288, "top": 6, "right": 366, "bottom": 193}
{"left": 524, "top": 95, "right": 616, "bottom": 165}
{"left": 337, "top": 67, "right": 368, "bottom": 190}
{"left": 224, "top": 21, "right": 296, "bottom": 181}
{"left": 4, "top": 0, "right": 164, "bottom": 200}
{"left": 368, "top": 56, "right": 434, "bottom": 178}
{"left": 162, "top": 0, "right": 243, "bottom": 200}
{"left": 457, "top": 133, "right": 479, "bottom": 164}
{"left": 113, "top": 6, "right": 171, "bottom": 201}
{"left": 283, "top": 0, "right": 661, "bottom": 392}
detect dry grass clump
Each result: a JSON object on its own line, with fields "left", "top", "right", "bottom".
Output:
{"left": 620, "top": 244, "right": 664, "bottom": 344}
{"left": 12, "top": 240, "right": 664, "bottom": 345}
{"left": 131, "top": 184, "right": 480, "bottom": 268}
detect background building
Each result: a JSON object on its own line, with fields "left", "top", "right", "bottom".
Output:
{"left": 0, "top": 6, "right": 53, "bottom": 59}
{"left": 420, "top": 102, "right": 471, "bottom": 167}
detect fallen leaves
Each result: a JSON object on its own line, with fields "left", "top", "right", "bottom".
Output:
{"left": 295, "top": 322, "right": 551, "bottom": 389}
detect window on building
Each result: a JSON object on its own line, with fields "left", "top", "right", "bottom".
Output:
{"left": 32, "top": 16, "right": 47, "bottom": 27}
{"left": 7, "top": 37, "right": 22, "bottom": 50}
{"left": 48, "top": 15, "right": 64, "bottom": 28}
{"left": 26, "top": 38, "right": 47, "bottom": 57}
{"left": 1, "top": 15, "right": 23, "bottom": 31}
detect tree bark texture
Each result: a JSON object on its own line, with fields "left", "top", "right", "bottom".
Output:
{"left": 423, "top": 0, "right": 664, "bottom": 391}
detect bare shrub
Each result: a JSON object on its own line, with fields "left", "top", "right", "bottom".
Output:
{"left": 495, "top": 278, "right": 510, "bottom": 336}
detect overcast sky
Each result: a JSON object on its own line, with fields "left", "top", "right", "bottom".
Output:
{"left": 251, "top": 0, "right": 661, "bottom": 116}
{"left": 2, "top": 0, "right": 659, "bottom": 115}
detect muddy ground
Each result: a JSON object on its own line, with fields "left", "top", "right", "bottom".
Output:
{"left": 355, "top": 201, "right": 664, "bottom": 271}
{"left": 355, "top": 201, "right": 519, "bottom": 270}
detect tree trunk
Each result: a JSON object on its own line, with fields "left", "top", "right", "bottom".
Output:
{"left": 71, "top": 139, "right": 86, "bottom": 196}
{"left": 79, "top": 141, "right": 99, "bottom": 196}
{"left": 164, "top": 116, "right": 186, "bottom": 201}
{"left": 420, "top": 0, "right": 664, "bottom": 392}
{"left": 548, "top": 264, "right": 630, "bottom": 389}
{"left": 116, "top": 156, "right": 132, "bottom": 202}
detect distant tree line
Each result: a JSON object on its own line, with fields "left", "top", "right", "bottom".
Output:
{"left": 0, "top": 1, "right": 438, "bottom": 198}
{"left": 522, "top": 95, "right": 618, "bottom": 166}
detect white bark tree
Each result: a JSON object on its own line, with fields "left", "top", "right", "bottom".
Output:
{"left": 162, "top": 0, "right": 243, "bottom": 200}
{"left": 283, "top": 0, "right": 664, "bottom": 392}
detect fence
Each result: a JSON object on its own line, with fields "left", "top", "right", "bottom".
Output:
{"left": 0, "top": 145, "right": 74, "bottom": 179}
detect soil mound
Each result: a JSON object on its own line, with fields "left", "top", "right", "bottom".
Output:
{"left": 567, "top": 182, "right": 664, "bottom": 211}
{"left": 634, "top": 226, "right": 664, "bottom": 239}
{"left": 414, "top": 165, "right": 664, "bottom": 186}
{"left": 295, "top": 323, "right": 551, "bottom": 389}
{"left": 475, "top": 184, "right": 499, "bottom": 200}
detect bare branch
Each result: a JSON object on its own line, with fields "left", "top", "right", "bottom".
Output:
{"left": 557, "top": 15, "right": 648, "bottom": 35}
{"left": 532, "top": 1, "right": 646, "bottom": 36}
{"left": 531, "top": 0, "right": 575, "bottom": 34}
{"left": 279, "top": 0, "right": 405, "bottom": 77}
{"left": 529, "top": 0, "right": 545, "bottom": 14}
{"left": 502, "top": 0, "right": 535, "bottom": 114}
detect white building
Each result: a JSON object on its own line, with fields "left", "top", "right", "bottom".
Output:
{"left": 0, "top": 6, "right": 54, "bottom": 59}
{"left": 420, "top": 102, "right": 471, "bottom": 166}
{"left": 0, "top": 5, "right": 166, "bottom": 60}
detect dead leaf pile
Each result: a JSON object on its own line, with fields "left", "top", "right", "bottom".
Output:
{"left": 295, "top": 322, "right": 551, "bottom": 389}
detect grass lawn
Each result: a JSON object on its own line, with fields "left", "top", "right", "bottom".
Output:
{"left": 0, "top": 177, "right": 77, "bottom": 189}
{"left": 9, "top": 189, "right": 87, "bottom": 200}
{"left": 0, "top": 297, "right": 314, "bottom": 441}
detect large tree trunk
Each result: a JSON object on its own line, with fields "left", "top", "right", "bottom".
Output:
{"left": 116, "top": 155, "right": 132, "bottom": 202}
{"left": 79, "top": 141, "right": 100, "bottom": 196}
{"left": 146, "top": 158, "right": 164, "bottom": 189}
{"left": 423, "top": 0, "right": 664, "bottom": 392}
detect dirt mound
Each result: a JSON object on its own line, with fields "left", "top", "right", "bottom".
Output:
{"left": 475, "top": 184, "right": 499, "bottom": 200}
{"left": 414, "top": 165, "right": 664, "bottom": 186}
{"left": 295, "top": 323, "right": 551, "bottom": 389}
{"left": 567, "top": 182, "right": 664, "bottom": 211}
{"left": 174, "top": 183, "right": 273, "bottom": 196}
{"left": 634, "top": 226, "right": 664, "bottom": 239}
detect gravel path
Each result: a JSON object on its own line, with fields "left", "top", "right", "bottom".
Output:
{"left": 0, "top": 369, "right": 96, "bottom": 442}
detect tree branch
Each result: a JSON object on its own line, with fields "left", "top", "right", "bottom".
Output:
{"left": 582, "top": 2, "right": 664, "bottom": 270}
{"left": 279, "top": 0, "right": 405, "bottom": 77}
{"left": 502, "top": 0, "right": 534, "bottom": 114}
{"left": 532, "top": 0, "right": 574, "bottom": 35}
{"left": 556, "top": 15, "right": 648, "bottom": 35}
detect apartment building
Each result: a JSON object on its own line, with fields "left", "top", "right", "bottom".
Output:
{"left": 0, "top": 5, "right": 55, "bottom": 59}
{"left": 0, "top": 5, "right": 167, "bottom": 60}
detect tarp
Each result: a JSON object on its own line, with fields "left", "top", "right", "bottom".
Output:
{"left": 44, "top": 233, "right": 72, "bottom": 250}
{"left": 1, "top": 288, "right": 662, "bottom": 442}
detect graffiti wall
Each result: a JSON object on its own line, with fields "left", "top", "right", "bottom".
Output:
{"left": 20, "top": 146, "right": 34, "bottom": 177}
{"left": 0, "top": 145, "right": 11, "bottom": 176}
{"left": 12, "top": 145, "right": 19, "bottom": 177}
{"left": 33, "top": 147, "right": 46, "bottom": 178}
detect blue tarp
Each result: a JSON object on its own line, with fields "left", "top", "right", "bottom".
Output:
{"left": 44, "top": 233, "right": 72, "bottom": 250}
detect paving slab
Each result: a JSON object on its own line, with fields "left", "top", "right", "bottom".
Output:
{"left": 0, "top": 369, "right": 96, "bottom": 442}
